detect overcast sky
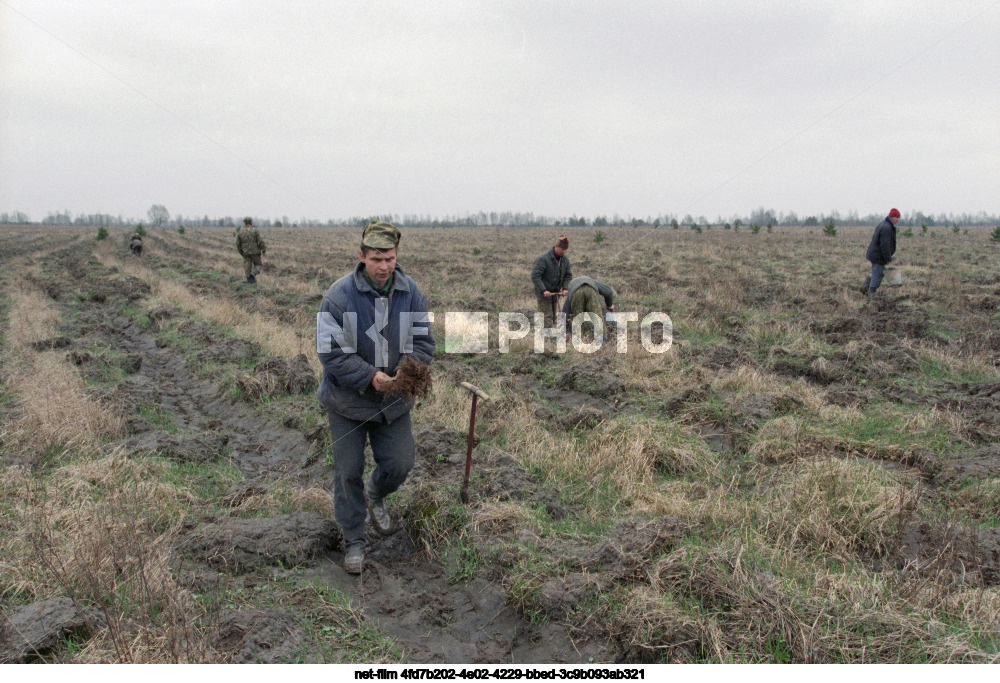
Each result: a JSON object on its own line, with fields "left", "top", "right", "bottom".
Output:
{"left": 2, "top": 0, "right": 998, "bottom": 222}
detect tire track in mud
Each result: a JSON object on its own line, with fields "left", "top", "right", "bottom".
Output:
{"left": 33, "top": 244, "right": 612, "bottom": 663}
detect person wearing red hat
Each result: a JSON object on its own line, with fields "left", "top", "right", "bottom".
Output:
{"left": 863, "top": 208, "right": 900, "bottom": 295}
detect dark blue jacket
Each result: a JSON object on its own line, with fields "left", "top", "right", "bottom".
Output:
{"left": 316, "top": 262, "right": 434, "bottom": 422}
{"left": 866, "top": 218, "right": 896, "bottom": 265}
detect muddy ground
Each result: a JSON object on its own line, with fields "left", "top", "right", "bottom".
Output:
{"left": 1, "top": 244, "right": 624, "bottom": 663}
{"left": 3, "top": 224, "right": 1000, "bottom": 663}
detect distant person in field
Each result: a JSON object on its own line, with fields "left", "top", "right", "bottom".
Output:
{"left": 315, "top": 220, "right": 434, "bottom": 575}
{"left": 236, "top": 217, "right": 266, "bottom": 284}
{"left": 863, "top": 208, "right": 900, "bottom": 295}
{"left": 129, "top": 233, "right": 143, "bottom": 256}
{"left": 531, "top": 235, "right": 572, "bottom": 328}
{"left": 562, "top": 276, "right": 615, "bottom": 341}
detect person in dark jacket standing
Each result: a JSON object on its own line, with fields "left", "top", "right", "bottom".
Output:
{"left": 864, "top": 208, "right": 900, "bottom": 295}
{"left": 316, "top": 220, "right": 434, "bottom": 574}
{"left": 531, "top": 235, "right": 572, "bottom": 327}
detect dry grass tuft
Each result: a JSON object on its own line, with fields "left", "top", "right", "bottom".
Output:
{"left": 290, "top": 484, "right": 336, "bottom": 517}
{"left": 639, "top": 539, "right": 995, "bottom": 663}
{"left": 747, "top": 416, "right": 806, "bottom": 464}
{"left": 3, "top": 451, "right": 212, "bottom": 662}
{"left": 765, "top": 458, "right": 919, "bottom": 561}
{"left": 468, "top": 501, "right": 539, "bottom": 537}
{"left": 2, "top": 283, "right": 122, "bottom": 455}
{"left": 645, "top": 543, "right": 822, "bottom": 662}
{"left": 229, "top": 371, "right": 283, "bottom": 402}
{"left": 611, "top": 586, "right": 723, "bottom": 663}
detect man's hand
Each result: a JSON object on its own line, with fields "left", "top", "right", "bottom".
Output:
{"left": 372, "top": 370, "right": 393, "bottom": 392}
{"left": 608, "top": 305, "right": 615, "bottom": 312}
{"left": 560, "top": 289, "right": 568, "bottom": 296}
{"left": 543, "top": 290, "right": 552, "bottom": 298}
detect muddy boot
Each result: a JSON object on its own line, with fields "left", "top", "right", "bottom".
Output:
{"left": 860, "top": 276, "right": 871, "bottom": 295}
{"left": 343, "top": 544, "right": 365, "bottom": 574}
{"left": 247, "top": 274, "right": 256, "bottom": 284}
{"left": 364, "top": 478, "right": 393, "bottom": 535}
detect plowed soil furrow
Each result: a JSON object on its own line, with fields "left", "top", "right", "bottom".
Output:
{"left": 6, "top": 224, "right": 1000, "bottom": 664}
{"left": 29, "top": 242, "right": 608, "bottom": 663}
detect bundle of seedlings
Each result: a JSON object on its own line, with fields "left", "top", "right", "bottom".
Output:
{"left": 381, "top": 356, "right": 433, "bottom": 401}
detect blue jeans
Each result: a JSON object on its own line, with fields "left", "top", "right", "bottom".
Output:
{"left": 869, "top": 263, "right": 885, "bottom": 293}
{"left": 327, "top": 410, "right": 414, "bottom": 547}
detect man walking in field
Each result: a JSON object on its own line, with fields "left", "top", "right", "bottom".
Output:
{"left": 562, "top": 276, "right": 615, "bottom": 342}
{"left": 315, "top": 220, "right": 434, "bottom": 574}
{"left": 129, "top": 232, "right": 143, "bottom": 256}
{"left": 236, "top": 217, "right": 266, "bottom": 284}
{"left": 863, "top": 208, "right": 900, "bottom": 296}
{"left": 531, "top": 235, "right": 572, "bottom": 328}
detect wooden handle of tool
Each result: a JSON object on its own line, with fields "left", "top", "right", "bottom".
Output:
{"left": 460, "top": 382, "right": 491, "bottom": 401}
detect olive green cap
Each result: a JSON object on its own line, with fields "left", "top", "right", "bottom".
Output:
{"left": 362, "top": 220, "right": 401, "bottom": 250}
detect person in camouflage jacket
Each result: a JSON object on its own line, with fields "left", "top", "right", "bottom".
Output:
{"left": 562, "top": 276, "right": 615, "bottom": 339}
{"left": 236, "top": 217, "right": 266, "bottom": 283}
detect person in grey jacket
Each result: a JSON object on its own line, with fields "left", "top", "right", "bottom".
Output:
{"left": 562, "top": 276, "right": 615, "bottom": 338}
{"left": 864, "top": 208, "right": 900, "bottom": 295}
{"left": 531, "top": 235, "right": 572, "bottom": 327}
{"left": 316, "top": 220, "right": 434, "bottom": 574}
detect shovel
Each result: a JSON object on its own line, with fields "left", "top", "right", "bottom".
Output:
{"left": 459, "top": 381, "right": 491, "bottom": 503}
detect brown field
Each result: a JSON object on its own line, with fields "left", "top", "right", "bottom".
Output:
{"left": 1, "top": 221, "right": 999, "bottom": 663}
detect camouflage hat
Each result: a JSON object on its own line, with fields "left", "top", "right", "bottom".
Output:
{"left": 361, "top": 220, "right": 401, "bottom": 250}
{"left": 244, "top": 217, "right": 253, "bottom": 225}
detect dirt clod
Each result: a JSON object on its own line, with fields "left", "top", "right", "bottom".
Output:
{"left": 146, "top": 306, "right": 176, "bottom": 329}
{"left": 557, "top": 358, "right": 628, "bottom": 398}
{"left": 575, "top": 516, "right": 688, "bottom": 580}
{"left": 552, "top": 405, "right": 606, "bottom": 430}
{"left": 933, "top": 445, "right": 1000, "bottom": 485}
{"left": 897, "top": 521, "right": 1000, "bottom": 586}
{"left": 198, "top": 338, "right": 261, "bottom": 364}
{"left": 214, "top": 609, "right": 310, "bottom": 663}
{"left": 180, "top": 512, "right": 342, "bottom": 573}
{"left": 125, "top": 431, "right": 229, "bottom": 464}
{"left": 0, "top": 597, "right": 100, "bottom": 663}
{"left": 30, "top": 336, "right": 72, "bottom": 352}
{"left": 538, "top": 573, "right": 612, "bottom": 621}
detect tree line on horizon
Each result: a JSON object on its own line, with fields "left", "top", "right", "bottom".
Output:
{"left": 2, "top": 205, "right": 998, "bottom": 229}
